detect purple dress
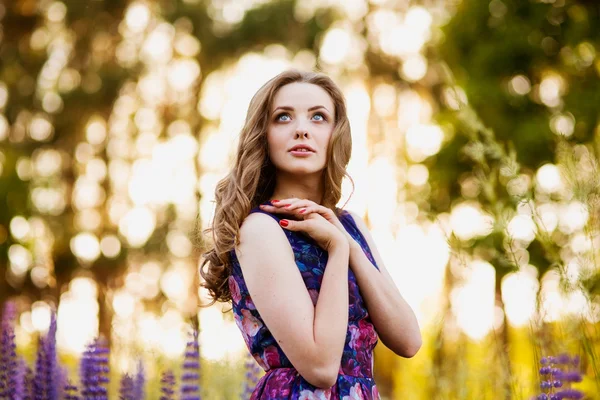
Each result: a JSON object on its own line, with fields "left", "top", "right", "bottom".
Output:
{"left": 228, "top": 201, "right": 382, "bottom": 399}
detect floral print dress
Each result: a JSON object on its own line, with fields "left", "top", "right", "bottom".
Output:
{"left": 228, "top": 201, "right": 382, "bottom": 400}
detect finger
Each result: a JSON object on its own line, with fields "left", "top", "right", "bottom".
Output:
{"left": 284, "top": 200, "right": 317, "bottom": 212}
{"left": 301, "top": 205, "right": 334, "bottom": 220}
{"left": 297, "top": 206, "right": 310, "bottom": 215}
{"left": 291, "top": 204, "right": 325, "bottom": 218}
{"left": 271, "top": 198, "right": 300, "bottom": 206}
{"left": 267, "top": 201, "right": 305, "bottom": 212}
{"left": 278, "top": 218, "right": 308, "bottom": 231}
{"left": 285, "top": 202, "right": 309, "bottom": 212}
{"left": 260, "top": 204, "right": 304, "bottom": 217}
{"left": 274, "top": 199, "right": 302, "bottom": 210}
{"left": 272, "top": 199, "right": 331, "bottom": 218}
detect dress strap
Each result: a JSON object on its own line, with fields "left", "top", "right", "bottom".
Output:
{"left": 337, "top": 209, "right": 380, "bottom": 271}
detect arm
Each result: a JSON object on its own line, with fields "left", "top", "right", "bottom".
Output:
{"left": 346, "top": 210, "right": 422, "bottom": 358}
{"left": 236, "top": 213, "right": 350, "bottom": 389}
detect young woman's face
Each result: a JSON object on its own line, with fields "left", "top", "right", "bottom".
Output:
{"left": 267, "top": 82, "right": 336, "bottom": 176}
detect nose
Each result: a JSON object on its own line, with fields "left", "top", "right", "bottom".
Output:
{"left": 295, "top": 130, "right": 309, "bottom": 139}
{"left": 294, "top": 122, "right": 310, "bottom": 139}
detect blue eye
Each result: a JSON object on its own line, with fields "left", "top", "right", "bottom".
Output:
{"left": 275, "top": 113, "right": 291, "bottom": 122}
{"left": 313, "top": 112, "right": 326, "bottom": 121}
{"left": 274, "top": 112, "right": 327, "bottom": 122}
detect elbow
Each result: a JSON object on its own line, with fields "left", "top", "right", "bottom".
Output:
{"left": 402, "top": 342, "right": 422, "bottom": 359}
{"left": 304, "top": 363, "right": 339, "bottom": 389}
{"left": 399, "top": 334, "right": 422, "bottom": 358}
{"left": 387, "top": 331, "right": 422, "bottom": 359}
{"left": 293, "top": 345, "right": 342, "bottom": 389}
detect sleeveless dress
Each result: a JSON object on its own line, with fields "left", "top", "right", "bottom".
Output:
{"left": 228, "top": 201, "right": 382, "bottom": 400}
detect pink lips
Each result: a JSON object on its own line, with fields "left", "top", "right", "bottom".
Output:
{"left": 288, "top": 144, "right": 315, "bottom": 152}
{"left": 288, "top": 144, "right": 315, "bottom": 157}
{"left": 289, "top": 150, "right": 314, "bottom": 157}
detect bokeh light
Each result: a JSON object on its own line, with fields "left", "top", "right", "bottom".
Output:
{"left": 2, "top": 0, "right": 599, "bottom": 398}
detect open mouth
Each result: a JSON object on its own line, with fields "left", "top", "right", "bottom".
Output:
{"left": 289, "top": 148, "right": 315, "bottom": 156}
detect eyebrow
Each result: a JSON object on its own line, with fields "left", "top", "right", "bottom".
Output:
{"left": 272, "top": 105, "right": 330, "bottom": 113}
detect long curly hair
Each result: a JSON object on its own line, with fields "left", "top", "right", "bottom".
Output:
{"left": 198, "top": 69, "right": 354, "bottom": 305}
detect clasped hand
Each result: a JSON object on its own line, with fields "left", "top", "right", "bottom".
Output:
{"left": 259, "top": 198, "right": 355, "bottom": 246}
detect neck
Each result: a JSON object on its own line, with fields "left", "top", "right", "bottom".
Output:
{"left": 270, "top": 170, "right": 324, "bottom": 204}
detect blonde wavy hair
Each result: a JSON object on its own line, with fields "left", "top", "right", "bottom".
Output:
{"left": 198, "top": 69, "right": 354, "bottom": 305}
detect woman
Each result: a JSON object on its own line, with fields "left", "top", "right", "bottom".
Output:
{"left": 200, "top": 69, "right": 422, "bottom": 399}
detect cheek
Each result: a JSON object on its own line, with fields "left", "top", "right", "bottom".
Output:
{"left": 318, "top": 129, "right": 333, "bottom": 152}
{"left": 266, "top": 131, "right": 285, "bottom": 160}
{"left": 265, "top": 129, "right": 277, "bottom": 149}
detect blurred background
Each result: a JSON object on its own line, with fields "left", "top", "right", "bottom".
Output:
{"left": 0, "top": 0, "right": 599, "bottom": 398}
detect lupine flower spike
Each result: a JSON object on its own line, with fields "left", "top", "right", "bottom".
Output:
{"left": 159, "top": 370, "right": 176, "bottom": 400}
{"left": 56, "top": 365, "right": 69, "bottom": 400}
{"left": 32, "top": 310, "right": 59, "bottom": 400}
{"left": 13, "top": 358, "right": 28, "bottom": 400}
{"left": 537, "top": 353, "right": 584, "bottom": 400}
{"left": 242, "top": 351, "right": 262, "bottom": 400}
{"left": 64, "top": 378, "right": 79, "bottom": 400}
{"left": 33, "top": 335, "right": 47, "bottom": 398}
{"left": 44, "top": 312, "right": 59, "bottom": 400}
{"left": 119, "top": 373, "right": 135, "bottom": 400}
{"left": 133, "top": 359, "right": 145, "bottom": 400}
{"left": 180, "top": 329, "right": 201, "bottom": 400}
{"left": 80, "top": 338, "right": 110, "bottom": 400}
{"left": 0, "top": 301, "right": 18, "bottom": 399}
{"left": 24, "top": 364, "right": 34, "bottom": 400}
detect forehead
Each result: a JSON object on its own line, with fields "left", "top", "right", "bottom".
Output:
{"left": 271, "top": 82, "right": 334, "bottom": 111}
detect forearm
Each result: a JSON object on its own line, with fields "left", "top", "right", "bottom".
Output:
{"left": 349, "top": 242, "right": 422, "bottom": 357}
{"left": 313, "top": 241, "right": 350, "bottom": 370}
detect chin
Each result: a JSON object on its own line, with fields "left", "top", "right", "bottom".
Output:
{"left": 273, "top": 156, "right": 326, "bottom": 176}
{"left": 288, "top": 167, "right": 322, "bottom": 175}
{"left": 278, "top": 164, "right": 324, "bottom": 176}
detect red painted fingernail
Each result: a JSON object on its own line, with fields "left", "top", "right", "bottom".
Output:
{"left": 284, "top": 204, "right": 291, "bottom": 207}
{"left": 279, "top": 219, "right": 289, "bottom": 227}
{"left": 272, "top": 200, "right": 279, "bottom": 203}
{"left": 299, "top": 208, "right": 306, "bottom": 214}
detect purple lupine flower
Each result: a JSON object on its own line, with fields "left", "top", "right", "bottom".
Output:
{"left": 180, "top": 329, "right": 201, "bottom": 400}
{"left": 33, "top": 336, "right": 47, "bottom": 399}
{"left": 119, "top": 373, "right": 134, "bottom": 400}
{"left": 554, "top": 388, "right": 584, "bottom": 399}
{"left": 43, "top": 312, "right": 59, "bottom": 400}
{"left": 159, "top": 370, "right": 176, "bottom": 400}
{"left": 133, "top": 359, "right": 145, "bottom": 400}
{"left": 55, "top": 365, "right": 68, "bottom": 400}
{"left": 64, "top": 379, "right": 79, "bottom": 400}
{"left": 24, "top": 364, "right": 34, "bottom": 400}
{"left": 554, "top": 370, "right": 583, "bottom": 383}
{"left": 0, "top": 301, "right": 18, "bottom": 399}
{"left": 537, "top": 354, "right": 584, "bottom": 400}
{"left": 13, "top": 357, "right": 28, "bottom": 400}
{"left": 79, "top": 338, "right": 110, "bottom": 400}
{"left": 241, "top": 351, "right": 262, "bottom": 400}
{"left": 32, "top": 310, "right": 59, "bottom": 400}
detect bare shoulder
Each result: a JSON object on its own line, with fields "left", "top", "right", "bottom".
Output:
{"left": 238, "top": 211, "right": 291, "bottom": 243}
{"left": 239, "top": 211, "right": 280, "bottom": 236}
{"left": 236, "top": 211, "right": 294, "bottom": 266}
